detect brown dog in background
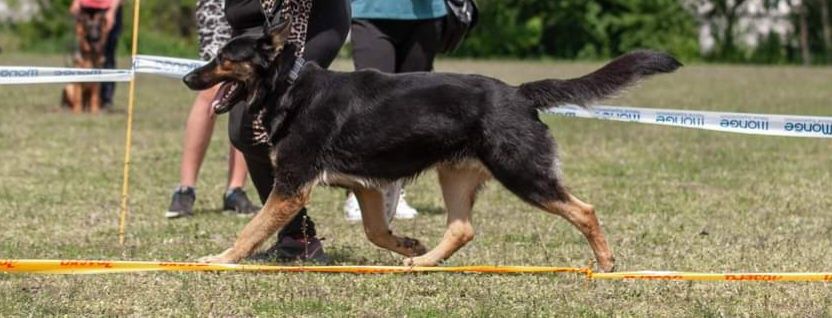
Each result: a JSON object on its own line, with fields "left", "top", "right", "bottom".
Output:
{"left": 61, "top": 9, "right": 108, "bottom": 114}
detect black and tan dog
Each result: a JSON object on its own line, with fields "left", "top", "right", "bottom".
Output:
{"left": 61, "top": 9, "right": 108, "bottom": 114}
{"left": 183, "top": 20, "right": 681, "bottom": 271}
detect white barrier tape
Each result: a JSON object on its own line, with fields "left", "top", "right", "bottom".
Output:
{"left": 3, "top": 57, "right": 831, "bottom": 139}
{"left": 127, "top": 55, "right": 832, "bottom": 139}
{"left": 0, "top": 55, "right": 204, "bottom": 84}
{"left": 132, "top": 55, "right": 206, "bottom": 79}
{"left": 546, "top": 105, "right": 832, "bottom": 138}
{"left": 0, "top": 66, "right": 133, "bottom": 84}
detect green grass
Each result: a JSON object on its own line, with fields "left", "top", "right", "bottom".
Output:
{"left": 1, "top": 53, "right": 832, "bottom": 316}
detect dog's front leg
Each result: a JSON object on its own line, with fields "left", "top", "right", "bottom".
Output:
{"left": 199, "top": 189, "right": 311, "bottom": 263}
{"left": 69, "top": 83, "right": 83, "bottom": 114}
{"left": 89, "top": 82, "right": 101, "bottom": 114}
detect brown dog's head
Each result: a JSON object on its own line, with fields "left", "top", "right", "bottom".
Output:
{"left": 76, "top": 10, "right": 107, "bottom": 50}
{"left": 183, "top": 18, "right": 292, "bottom": 114}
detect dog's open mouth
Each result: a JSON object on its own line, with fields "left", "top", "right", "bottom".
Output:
{"left": 212, "top": 81, "right": 244, "bottom": 114}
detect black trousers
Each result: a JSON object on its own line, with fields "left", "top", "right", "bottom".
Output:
{"left": 228, "top": 0, "right": 350, "bottom": 238}
{"left": 351, "top": 18, "right": 443, "bottom": 73}
{"left": 101, "top": 5, "right": 122, "bottom": 106}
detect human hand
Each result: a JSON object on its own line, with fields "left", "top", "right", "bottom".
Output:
{"left": 105, "top": 9, "right": 117, "bottom": 33}
{"left": 69, "top": 0, "right": 81, "bottom": 16}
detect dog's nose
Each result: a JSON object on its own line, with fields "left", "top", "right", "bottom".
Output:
{"left": 183, "top": 73, "right": 197, "bottom": 87}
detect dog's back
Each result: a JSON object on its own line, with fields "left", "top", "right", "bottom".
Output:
{"left": 278, "top": 51, "right": 680, "bottom": 182}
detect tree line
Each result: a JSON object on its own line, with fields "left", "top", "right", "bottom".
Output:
{"left": 3, "top": 0, "right": 831, "bottom": 64}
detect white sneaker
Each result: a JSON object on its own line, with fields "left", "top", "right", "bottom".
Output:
{"left": 343, "top": 192, "right": 362, "bottom": 222}
{"left": 393, "top": 191, "right": 418, "bottom": 220}
{"left": 343, "top": 190, "right": 419, "bottom": 221}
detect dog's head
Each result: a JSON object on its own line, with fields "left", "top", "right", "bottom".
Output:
{"left": 183, "top": 18, "right": 293, "bottom": 115}
{"left": 77, "top": 10, "right": 107, "bottom": 48}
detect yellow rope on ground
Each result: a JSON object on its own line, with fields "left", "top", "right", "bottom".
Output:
{"left": 590, "top": 271, "right": 832, "bottom": 282}
{"left": 1, "top": 259, "right": 830, "bottom": 282}
{"left": 118, "top": 0, "right": 142, "bottom": 245}
{"left": 0, "top": 259, "right": 586, "bottom": 276}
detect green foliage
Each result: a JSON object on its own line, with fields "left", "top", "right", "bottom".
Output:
{"left": 748, "top": 32, "right": 790, "bottom": 64}
{"left": 451, "top": 0, "right": 544, "bottom": 58}
{"left": 135, "top": 0, "right": 199, "bottom": 57}
{"left": 1, "top": 0, "right": 198, "bottom": 58}
{"left": 455, "top": 0, "right": 701, "bottom": 60}
{"left": 11, "top": 0, "right": 75, "bottom": 53}
{"left": 3, "top": 0, "right": 830, "bottom": 63}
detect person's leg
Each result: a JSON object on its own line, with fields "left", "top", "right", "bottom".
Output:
{"left": 227, "top": 147, "right": 247, "bottom": 189}
{"left": 222, "top": 145, "right": 259, "bottom": 215}
{"left": 344, "top": 19, "right": 400, "bottom": 221}
{"left": 179, "top": 88, "right": 218, "bottom": 188}
{"left": 301, "top": 0, "right": 351, "bottom": 68}
{"left": 166, "top": 86, "right": 218, "bottom": 219}
{"left": 351, "top": 19, "right": 396, "bottom": 72}
{"left": 396, "top": 18, "right": 443, "bottom": 73}
{"left": 169, "top": 0, "right": 249, "bottom": 219}
{"left": 100, "top": 5, "right": 122, "bottom": 108}
{"left": 282, "top": 0, "right": 350, "bottom": 230}
{"left": 381, "top": 18, "right": 445, "bottom": 218}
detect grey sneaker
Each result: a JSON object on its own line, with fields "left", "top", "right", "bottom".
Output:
{"left": 165, "top": 186, "right": 195, "bottom": 219}
{"left": 223, "top": 187, "right": 259, "bottom": 216}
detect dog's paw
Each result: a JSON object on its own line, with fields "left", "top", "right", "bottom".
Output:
{"left": 403, "top": 255, "right": 439, "bottom": 267}
{"left": 598, "top": 262, "right": 616, "bottom": 273}
{"left": 197, "top": 249, "right": 238, "bottom": 264}
{"left": 597, "top": 257, "right": 616, "bottom": 273}
{"left": 400, "top": 237, "right": 428, "bottom": 257}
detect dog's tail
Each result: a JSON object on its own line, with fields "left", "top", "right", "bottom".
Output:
{"left": 518, "top": 50, "right": 682, "bottom": 108}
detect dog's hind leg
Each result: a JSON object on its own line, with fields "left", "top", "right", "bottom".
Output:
{"left": 404, "top": 164, "right": 489, "bottom": 267}
{"left": 540, "top": 194, "right": 615, "bottom": 272}
{"left": 354, "top": 188, "right": 427, "bottom": 257}
{"left": 496, "top": 174, "right": 614, "bottom": 272}
{"left": 481, "top": 130, "right": 615, "bottom": 272}
{"left": 198, "top": 188, "right": 311, "bottom": 263}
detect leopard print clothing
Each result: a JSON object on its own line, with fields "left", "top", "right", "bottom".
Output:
{"left": 252, "top": 0, "right": 313, "bottom": 145}
{"left": 277, "top": 0, "right": 312, "bottom": 58}
{"left": 196, "top": 0, "right": 232, "bottom": 61}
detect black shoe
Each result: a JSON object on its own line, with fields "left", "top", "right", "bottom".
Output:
{"left": 253, "top": 235, "right": 329, "bottom": 263}
{"left": 165, "top": 186, "right": 195, "bottom": 219}
{"left": 223, "top": 187, "right": 259, "bottom": 216}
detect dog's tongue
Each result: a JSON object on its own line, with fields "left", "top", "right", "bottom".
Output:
{"left": 211, "top": 82, "right": 234, "bottom": 114}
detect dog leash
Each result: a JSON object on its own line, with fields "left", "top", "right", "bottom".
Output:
{"left": 251, "top": 0, "right": 313, "bottom": 145}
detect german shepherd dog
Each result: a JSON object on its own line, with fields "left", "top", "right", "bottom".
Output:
{"left": 183, "top": 20, "right": 681, "bottom": 271}
{"left": 61, "top": 9, "right": 108, "bottom": 114}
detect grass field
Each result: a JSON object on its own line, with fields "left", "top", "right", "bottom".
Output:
{"left": 1, "top": 53, "right": 831, "bottom": 317}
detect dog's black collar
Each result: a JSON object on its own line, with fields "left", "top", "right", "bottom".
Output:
{"left": 288, "top": 56, "right": 305, "bottom": 84}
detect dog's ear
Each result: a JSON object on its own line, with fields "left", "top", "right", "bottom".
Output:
{"left": 267, "top": 16, "right": 292, "bottom": 52}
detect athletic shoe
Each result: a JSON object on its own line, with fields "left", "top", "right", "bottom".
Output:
{"left": 394, "top": 191, "right": 419, "bottom": 219}
{"left": 343, "top": 192, "right": 362, "bottom": 222}
{"left": 165, "top": 186, "right": 195, "bottom": 219}
{"left": 257, "top": 235, "right": 329, "bottom": 263}
{"left": 343, "top": 190, "right": 419, "bottom": 221}
{"left": 222, "top": 187, "right": 259, "bottom": 216}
